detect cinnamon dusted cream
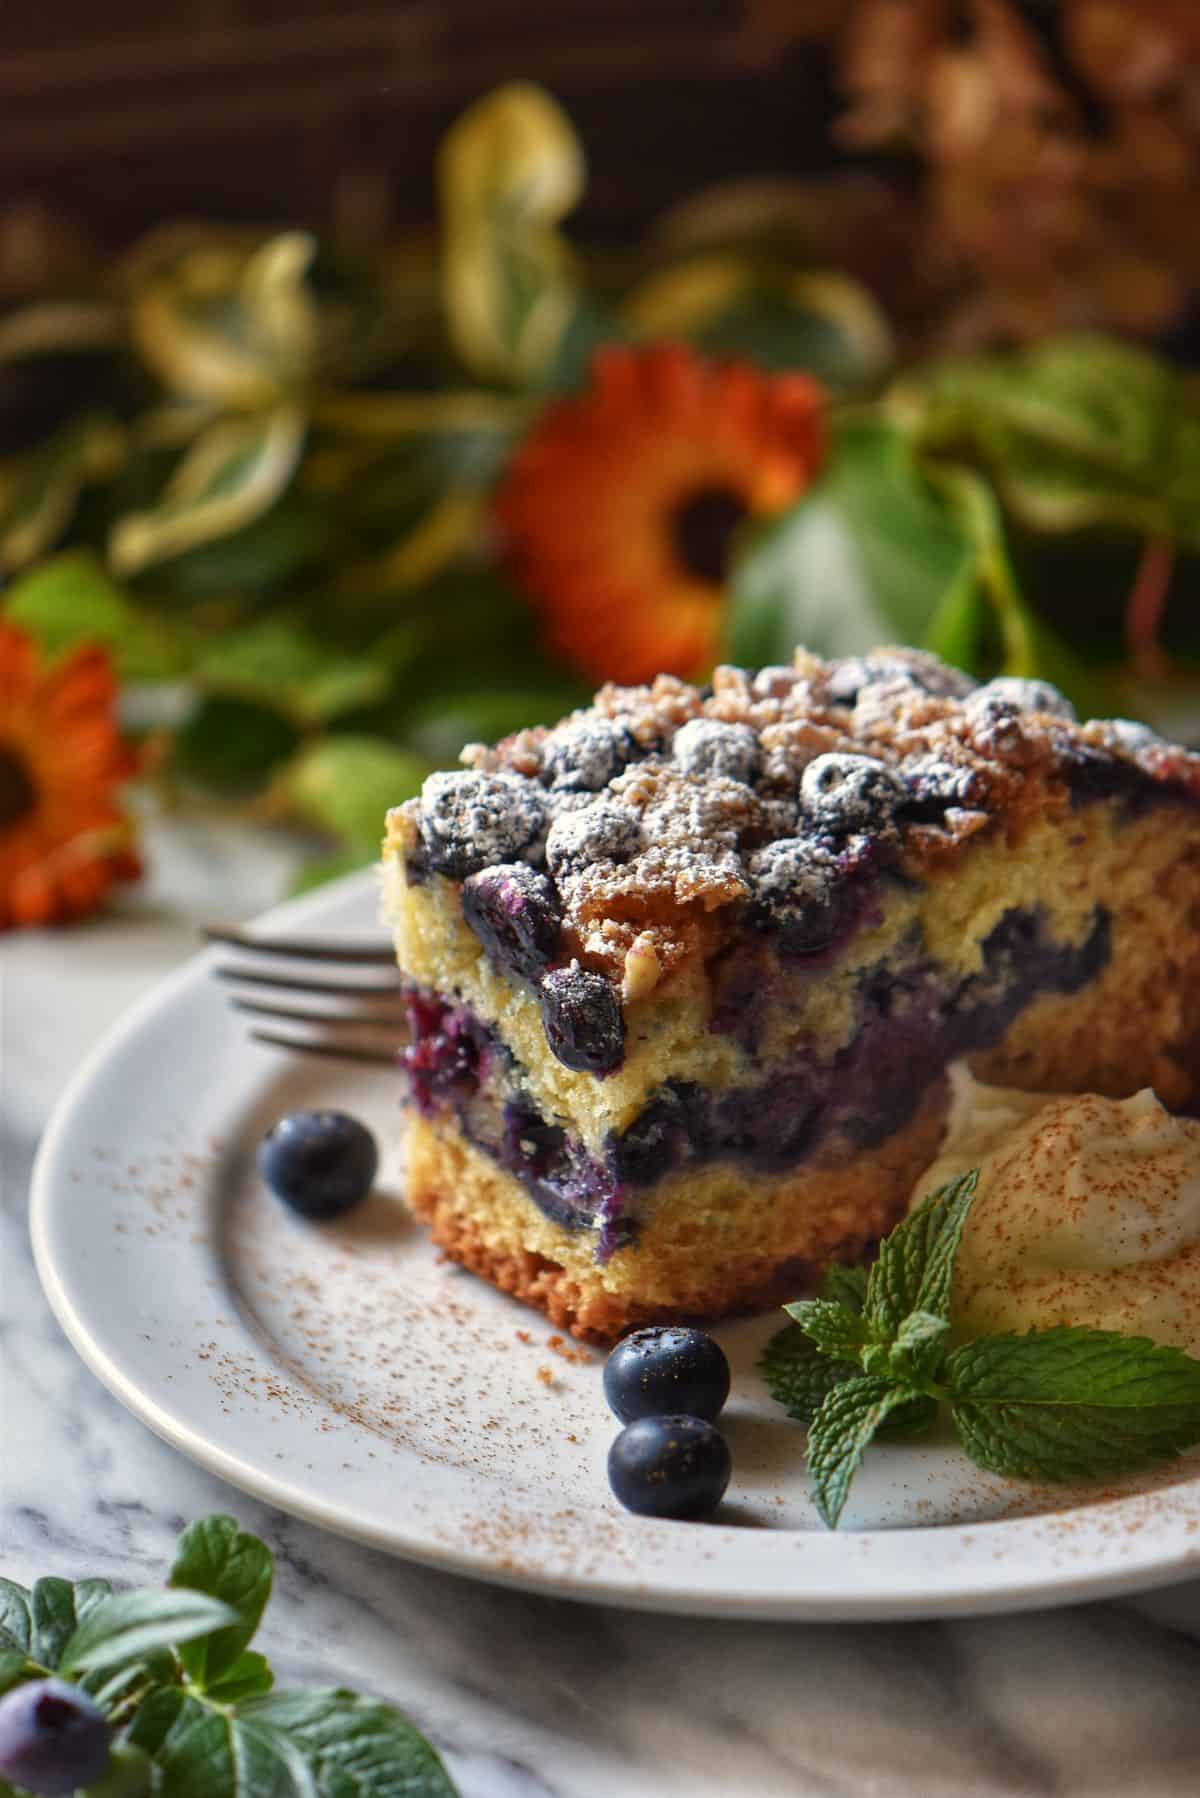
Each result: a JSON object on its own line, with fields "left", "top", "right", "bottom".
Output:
{"left": 911, "top": 1077, "right": 1200, "bottom": 1351}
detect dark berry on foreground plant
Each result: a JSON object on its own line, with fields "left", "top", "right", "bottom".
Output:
{"left": 0, "top": 1678, "right": 110, "bottom": 1797}
{"left": 258, "top": 1110, "right": 378, "bottom": 1218}
{"left": 607, "top": 1415, "right": 732, "bottom": 1519}
{"left": 604, "top": 1326, "right": 730, "bottom": 1424}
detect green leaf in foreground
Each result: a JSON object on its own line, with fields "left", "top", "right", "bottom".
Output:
{"left": 4, "top": 1521, "right": 460, "bottom": 1793}
{"left": 204, "top": 1649, "right": 275, "bottom": 1704}
{"left": 130, "top": 1690, "right": 311, "bottom": 1798}
{"left": 240, "top": 1689, "right": 459, "bottom": 1798}
{"left": 0, "top": 1580, "right": 31, "bottom": 1657}
{"left": 759, "top": 1323, "right": 858, "bottom": 1430}
{"left": 946, "top": 1329, "right": 1200, "bottom": 1482}
{"left": 887, "top": 1309, "right": 951, "bottom": 1385}
{"left": 864, "top": 1169, "right": 979, "bottom": 1338}
{"left": 0, "top": 1650, "right": 28, "bottom": 1697}
{"left": 760, "top": 1323, "right": 938, "bottom": 1443}
{"left": 806, "top": 1377, "right": 921, "bottom": 1530}
{"left": 781, "top": 1297, "right": 872, "bottom": 1364}
{"left": 31, "top": 1576, "right": 112, "bottom": 1670}
{"left": 818, "top": 1263, "right": 868, "bottom": 1314}
{"left": 59, "top": 1588, "right": 239, "bottom": 1677}
{"left": 170, "top": 1514, "right": 273, "bottom": 1687}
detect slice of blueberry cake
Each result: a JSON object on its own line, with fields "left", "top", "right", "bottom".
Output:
{"left": 383, "top": 647, "right": 1200, "bottom": 1340}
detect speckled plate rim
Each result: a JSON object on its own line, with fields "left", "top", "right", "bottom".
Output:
{"left": 30, "top": 869, "right": 1200, "bottom": 1621}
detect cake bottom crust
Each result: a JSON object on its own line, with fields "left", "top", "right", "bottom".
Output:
{"left": 404, "top": 1085, "right": 949, "bottom": 1341}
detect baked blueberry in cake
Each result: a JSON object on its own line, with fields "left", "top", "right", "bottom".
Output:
{"left": 382, "top": 647, "right": 1200, "bottom": 1340}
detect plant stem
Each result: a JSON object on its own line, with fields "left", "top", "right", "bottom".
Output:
{"left": 1126, "top": 536, "right": 1174, "bottom": 682}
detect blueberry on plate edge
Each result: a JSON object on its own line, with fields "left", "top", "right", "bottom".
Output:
{"left": 604, "top": 1325, "right": 730, "bottom": 1424}
{"left": 258, "top": 1109, "right": 379, "bottom": 1219}
{"left": 607, "top": 1415, "right": 732, "bottom": 1520}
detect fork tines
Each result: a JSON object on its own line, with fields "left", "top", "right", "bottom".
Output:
{"left": 207, "top": 925, "right": 407, "bottom": 1066}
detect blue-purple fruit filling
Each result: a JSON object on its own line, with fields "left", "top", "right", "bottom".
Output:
{"left": 403, "top": 900, "right": 1111, "bottom": 1261}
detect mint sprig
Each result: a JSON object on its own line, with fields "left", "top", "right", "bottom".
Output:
{"left": 947, "top": 1330, "right": 1200, "bottom": 1482}
{"left": 0, "top": 1515, "right": 458, "bottom": 1797}
{"left": 760, "top": 1167, "right": 1200, "bottom": 1526}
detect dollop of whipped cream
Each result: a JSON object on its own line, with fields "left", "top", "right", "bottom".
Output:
{"left": 910, "top": 1074, "right": 1200, "bottom": 1350}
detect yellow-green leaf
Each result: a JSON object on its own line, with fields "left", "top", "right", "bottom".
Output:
{"left": 0, "top": 300, "right": 121, "bottom": 362}
{"left": 0, "top": 415, "right": 125, "bottom": 572}
{"left": 109, "top": 405, "right": 306, "bottom": 575}
{"left": 624, "top": 260, "right": 893, "bottom": 393}
{"left": 905, "top": 336, "right": 1200, "bottom": 552}
{"left": 439, "top": 82, "right": 586, "bottom": 385}
{"left": 130, "top": 231, "right": 319, "bottom": 407}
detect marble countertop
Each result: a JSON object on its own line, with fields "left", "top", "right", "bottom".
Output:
{"left": 6, "top": 818, "right": 1200, "bottom": 1798}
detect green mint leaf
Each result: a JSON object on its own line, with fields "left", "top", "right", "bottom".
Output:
{"left": 238, "top": 1689, "right": 458, "bottom": 1798}
{"left": 818, "top": 1263, "right": 869, "bottom": 1314}
{"left": 782, "top": 1298, "right": 872, "bottom": 1365}
{"left": 758, "top": 1323, "right": 859, "bottom": 1429}
{"left": 0, "top": 1649, "right": 28, "bottom": 1697}
{"left": 910, "top": 1171, "right": 979, "bottom": 1321}
{"left": 864, "top": 1169, "right": 979, "bottom": 1337}
{"left": 888, "top": 1310, "right": 951, "bottom": 1385}
{"left": 170, "top": 1515, "right": 274, "bottom": 1687}
{"left": 947, "top": 1328, "right": 1200, "bottom": 1482}
{"left": 0, "top": 1580, "right": 31, "bottom": 1657}
{"left": 806, "top": 1376, "right": 921, "bottom": 1529}
{"left": 875, "top": 1395, "right": 940, "bottom": 1442}
{"left": 205, "top": 1650, "right": 275, "bottom": 1704}
{"left": 31, "top": 1577, "right": 112, "bottom": 1670}
{"left": 60, "top": 1590, "right": 239, "bottom": 1678}
{"left": 128, "top": 1690, "right": 312, "bottom": 1798}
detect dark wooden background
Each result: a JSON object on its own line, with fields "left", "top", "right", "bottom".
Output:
{"left": 3, "top": 2, "right": 845, "bottom": 244}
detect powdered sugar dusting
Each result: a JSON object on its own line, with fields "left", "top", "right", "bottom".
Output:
{"left": 403, "top": 646, "right": 1200, "bottom": 1000}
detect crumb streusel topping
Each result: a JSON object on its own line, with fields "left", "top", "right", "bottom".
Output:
{"left": 397, "top": 646, "right": 1200, "bottom": 994}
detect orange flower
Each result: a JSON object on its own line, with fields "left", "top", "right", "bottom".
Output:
{"left": 0, "top": 624, "right": 141, "bottom": 930}
{"left": 493, "top": 344, "right": 826, "bottom": 684}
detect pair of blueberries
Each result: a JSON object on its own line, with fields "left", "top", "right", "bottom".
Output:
{"left": 604, "top": 1328, "right": 732, "bottom": 1520}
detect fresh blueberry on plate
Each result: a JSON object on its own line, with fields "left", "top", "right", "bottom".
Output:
{"left": 0, "top": 1679, "right": 111, "bottom": 1797}
{"left": 258, "top": 1109, "right": 378, "bottom": 1219}
{"left": 604, "top": 1325, "right": 730, "bottom": 1423}
{"left": 607, "top": 1415, "right": 732, "bottom": 1520}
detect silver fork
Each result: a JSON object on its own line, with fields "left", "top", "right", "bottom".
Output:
{"left": 205, "top": 927, "right": 408, "bottom": 1065}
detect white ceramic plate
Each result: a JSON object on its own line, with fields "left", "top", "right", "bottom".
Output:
{"left": 31, "top": 872, "right": 1200, "bottom": 1619}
